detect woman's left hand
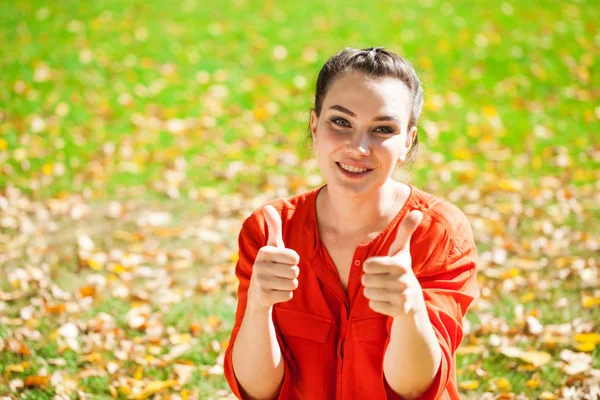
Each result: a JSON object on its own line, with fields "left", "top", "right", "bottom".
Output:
{"left": 361, "top": 210, "right": 427, "bottom": 317}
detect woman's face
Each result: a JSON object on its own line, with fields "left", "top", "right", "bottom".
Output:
{"left": 310, "top": 73, "right": 416, "bottom": 198}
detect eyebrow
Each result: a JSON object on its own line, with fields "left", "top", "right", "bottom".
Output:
{"left": 328, "top": 105, "right": 400, "bottom": 123}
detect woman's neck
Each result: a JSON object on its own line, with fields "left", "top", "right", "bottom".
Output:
{"left": 317, "top": 180, "right": 408, "bottom": 238}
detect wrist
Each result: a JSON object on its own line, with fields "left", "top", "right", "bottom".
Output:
{"left": 393, "top": 297, "right": 428, "bottom": 323}
{"left": 246, "top": 300, "right": 273, "bottom": 315}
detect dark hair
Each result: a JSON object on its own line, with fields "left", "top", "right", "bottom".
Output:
{"left": 307, "top": 47, "right": 424, "bottom": 167}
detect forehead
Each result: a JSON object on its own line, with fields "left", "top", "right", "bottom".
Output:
{"left": 323, "top": 73, "right": 411, "bottom": 117}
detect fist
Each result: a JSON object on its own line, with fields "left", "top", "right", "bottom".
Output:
{"left": 247, "top": 205, "right": 300, "bottom": 310}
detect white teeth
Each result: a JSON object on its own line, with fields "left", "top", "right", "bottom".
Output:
{"left": 339, "top": 163, "right": 368, "bottom": 173}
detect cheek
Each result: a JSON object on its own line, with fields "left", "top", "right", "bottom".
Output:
{"left": 318, "top": 129, "right": 344, "bottom": 150}
{"left": 382, "top": 137, "right": 405, "bottom": 154}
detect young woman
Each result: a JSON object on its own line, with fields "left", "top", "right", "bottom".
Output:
{"left": 224, "top": 47, "right": 479, "bottom": 400}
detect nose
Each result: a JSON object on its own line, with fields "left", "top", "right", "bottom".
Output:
{"left": 345, "top": 131, "right": 371, "bottom": 156}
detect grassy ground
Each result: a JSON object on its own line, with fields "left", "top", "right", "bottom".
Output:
{"left": 1, "top": 0, "right": 599, "bottom": 399}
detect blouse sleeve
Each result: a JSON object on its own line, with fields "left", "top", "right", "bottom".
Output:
{"left": 383, "top": 206, "right": 480, "bottom": 399}
{"left": 223, "top": 210, "right": 296, "bottom": 399}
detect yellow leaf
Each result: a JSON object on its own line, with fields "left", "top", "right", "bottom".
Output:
{"left": 112, "top": 263, "right": 129, "bottom": 274}
{"left": 489, "top": 377, "right": 511, "bottom": 393}
{"left": 520, "top": 292, "right": 535, "bottom": 302}
{"left": 497, "top": 179, "right": 521, "bottom": 192}
{"left": 526, "top": 378, "right": 541, "bottom": 389}
{"left": 453, "top": 148, "right": 472, "bottom": 160}
{"left": 501, "top": 268, "right": 520, "bottom": 279}
{"left": 48, "top": 330, "right": 59, "bottom": 341}
{"left": 574, "top": 333, "right": 600, "bottom": 344}
{"left": 42, "top": 163, "right": 53, "bottom": 176}
{"left": 87, "top": 259, "right": 103, "bottom": 271}
{"left": 466, "top": 125, "right": 479, "bottom": 138}
{"left": 144, "top": 355, "right": 157, "bottom": 363}
{"left": 482, "top": 105, "right": 497, "bottom": 117}
{"left": 119, "top": 385, "right": 131, "bottom": 395}
{"left": 582, "top": 295, "right": 600, "bottom": 308}
{"left": 0, "top": 138, "right": 7, "bottom": 150}
{"left": 170, "top": 333, "right": 191, "bottom": 345}
{"left": 253, "top": 107, "right": 268, "bottom": 121}
{"left": 459, "top": 380, "right": 479, "bottom": 390}
{"left": 458, "top": 169, "right": 477, "bottom": 183}
{"left": 532, "top": 156, "right": 542, "bottom": 170}
{"left": 7, "top": 361, "right": 31, "bottom": 373}
{"left": 80, "top": 352, "right": 102, "bottom": 363}
{"left": 133, "top": 365, "right": 144, "bottom": 380}
{"left": 573, "top": 169, "right": 591, "bottom": 181}
{"left": 134, "top": 154, "right": 146, "bottom": 167}
{"left": 129, "top": 380, "right": 177, "bottom": 400}
{"left": 574, "top": 342, "right": 596, "bottom": 352}
{"left": 206, "top": 315, "right": 222, "bottom": 330}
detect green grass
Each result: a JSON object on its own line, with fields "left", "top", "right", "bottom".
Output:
{"left": 1, "top": 0, "right": 599, "bottom": 398}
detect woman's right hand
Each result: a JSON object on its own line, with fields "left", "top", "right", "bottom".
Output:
{"left": 247, "top": 205, "right": 300, "bottom": 310}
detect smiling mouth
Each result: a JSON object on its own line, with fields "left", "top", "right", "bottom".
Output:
{"left": 336, "top": 162, "right": 373, "bottom": 177}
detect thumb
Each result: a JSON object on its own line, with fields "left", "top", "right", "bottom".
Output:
{"left": 263, "top": 205, "right": 284, "bottom": 248}
{"left": 388, "top": 210, "right": 423, "bottom": 257}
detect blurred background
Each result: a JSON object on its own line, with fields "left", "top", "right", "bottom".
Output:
{"left": 0, "top": 0, "right": 599, "bottom": 399}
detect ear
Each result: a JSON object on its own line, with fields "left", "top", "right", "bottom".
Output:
{"left": 310, "top": 110, "right": 318, "bottom": 147}
{"left": 406, "top": 125, "right": 417, "bottom": 148}
{"left": 398, "top": 126, "right": 417, "bottom": 163}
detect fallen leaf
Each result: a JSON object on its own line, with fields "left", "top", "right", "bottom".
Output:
{"left": 45, "top": 303, "right": 67, "bottom": 315}
{"left": 79, "top": 286, "right": 97, "bottom": 298}
{"left": 24, "top": 375, "right": 50, "bottom": 387}
{"left": 189, "top": 322, "right": 202, "bottom": 337}
{"left": 574, "top": 333, "right": 600, "bottom": 345}
{"left": 499, "top": 346, "right": 552, "bottom": 367}
{"left": 80, "top": 352, "right": 103, "bottom": 364}
{"left": 526, "top": 377, "right": 541, "bottom": 389}
{"left": 6, "top": 361, "right": 31, "bottom": 373}
{"left": 456, "top": 345, "right": 485, "bottom": 355}
{"left": 129, "top": 380, "right": 177, "bottom": 399}
{"left": 582, "top": 294, "right": 600, "bottom": 308}
{"left": 206, "top": 315, "right": 222, "bottom": 330}
{"left": 459, "top": 380, "right": 479, "bottom": 390}
{"left": 488, "top": 377, "right": 511, "bottom": 393}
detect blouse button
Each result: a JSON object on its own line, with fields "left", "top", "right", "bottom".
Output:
{"left": 354, "top": 259, "right": 361, "bottom": 266}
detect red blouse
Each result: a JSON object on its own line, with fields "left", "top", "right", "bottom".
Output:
{"left": 224, "top": 183, "right": 479, "bottom": 399}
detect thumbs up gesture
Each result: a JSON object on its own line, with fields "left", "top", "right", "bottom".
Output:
{"left": 247, "top": 205, "right": 301, "bottom": 310}
{"left": 361, "top": 210, "right": 426, "bottom": 317}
